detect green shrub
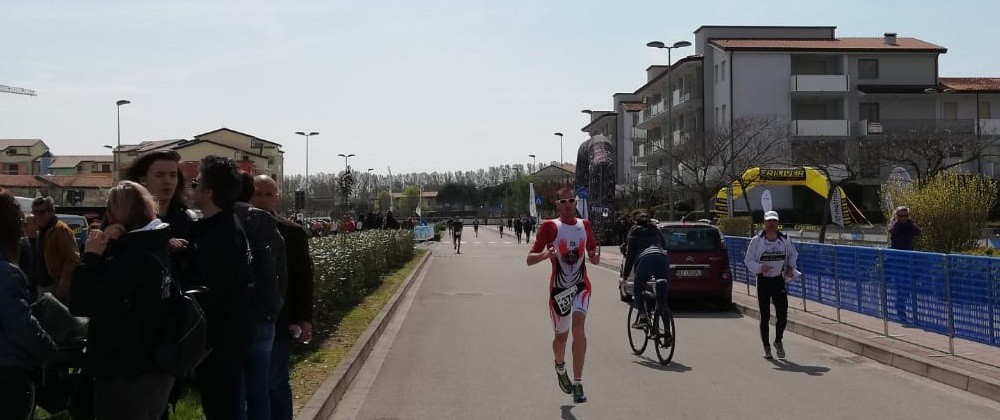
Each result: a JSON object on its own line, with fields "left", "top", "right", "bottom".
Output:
{"left": 881, "top": 172, "right": 998, "bottom": 253}
{"left": 717, "top": 216, "right": 752, "bottom": 237}
{"left": 958, "top": 247, "right": 1000, "bottom": 257}
{"left": 310, "top": 230, "right": 415, "bottom": 327}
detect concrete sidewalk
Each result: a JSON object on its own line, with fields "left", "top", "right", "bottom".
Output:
{"left": 598, "top": 245, "right": 1000, "bottom": 402}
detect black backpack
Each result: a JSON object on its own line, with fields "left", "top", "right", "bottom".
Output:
{"left": 141, "top": 252, "right": 210, "bottom": 377}
{"left": 237, "top": 208, "right": 283, "bottom": 321}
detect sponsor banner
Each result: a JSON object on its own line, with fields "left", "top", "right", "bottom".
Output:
{"left": 759, "top": 167, "right": 807, "bottom": 181}
{"left": 413, "top": 225, "right": 434, "bottom": 241}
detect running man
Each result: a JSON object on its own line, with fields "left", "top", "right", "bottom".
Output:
{"left": 526, "top": 187, "right": 600, "bottom": 403}
{"left": 473, "top": 219, "right": 479, "bottom": 238}
{"left": 743, "top": 210, "right": 798, "bottom": 359}
{"left": 452, "top": 218, "right": 464, "bottom": 253}
{"left": 498, "top": 221, "right": 504, "bottom": 238}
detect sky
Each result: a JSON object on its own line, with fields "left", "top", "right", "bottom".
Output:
{"left": 2, "top": 0, "right": 999, "bottom": 177}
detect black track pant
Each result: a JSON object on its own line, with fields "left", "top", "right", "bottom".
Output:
{"left": 757, "top": 275, "right": 788, "bottom": 347}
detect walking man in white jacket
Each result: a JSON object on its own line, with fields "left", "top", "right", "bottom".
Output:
{"left": 743, "top": 210, "right": 798, "bottom": 359}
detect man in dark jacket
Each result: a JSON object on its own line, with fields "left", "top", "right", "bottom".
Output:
{"left": 236, "top": 173, "right": 287, "bottom": 420}
{"left": 184, "top": 156, "right": 254, "bottom": 420}
{"left": 253, "top": 175, "right": 315, "bottom": 420}
{"left": 888, "top": 206, "right": 921, "bottom": 250}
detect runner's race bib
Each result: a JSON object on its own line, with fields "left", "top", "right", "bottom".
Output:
{"left": 550, "top": 284, "right": 581, "bottom": 317}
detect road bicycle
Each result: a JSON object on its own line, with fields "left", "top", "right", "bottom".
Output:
{"left": 621, "top": 277, "right": 675, "bottom": 365}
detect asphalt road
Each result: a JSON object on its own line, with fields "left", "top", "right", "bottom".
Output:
{"left": 330, "top": 227, "right": 1000, "bottom": 420}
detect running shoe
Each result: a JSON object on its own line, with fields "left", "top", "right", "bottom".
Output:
{"left": 774, "top": 341, "right": 785, "bottom": 359}
{"left": 572, "top": 383, "right": 587, "bottom": 403}
{"left": 763, "top": 346, "right": 773, "bottom": 360}
{"left": 555, "top": 364, "right": 572, "bottom": 394}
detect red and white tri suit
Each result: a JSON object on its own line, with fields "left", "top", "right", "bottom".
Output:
{"left": 530, "top": 217, "right": 597, "bottom": 333}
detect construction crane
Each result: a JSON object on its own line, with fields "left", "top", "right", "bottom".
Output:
{"left": 0, "top": 84, "right": 37, "bottom": 96}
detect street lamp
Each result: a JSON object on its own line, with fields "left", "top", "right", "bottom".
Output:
{"left": 295, "top": 131, "right": 319, "bottom": 213}
{"left": 554, "top": 132, "right": 564, "bottom": 163}
{"left": 337, "top": 153, "right": 355, "bottom": 172}
{"left": 528, "top": 154, "right": 536, "bottom": 170}
{"left": 115, "top": 99, "right": 131, "bottom": 181}
{"left": 647, "top": 39, "right": 692, "bottom": 220}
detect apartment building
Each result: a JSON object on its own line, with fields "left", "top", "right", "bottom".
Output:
{"left": 0, "top": 139, "right": 49, "bottom": 175}
{"left": 47, "top": 155, "right": 114, "bottom": 176}
{"left": 619, "top": 25, "right": 997, "bottom": 215}
{"left": 116, "top": 128, "right": 285, "bottom": 183}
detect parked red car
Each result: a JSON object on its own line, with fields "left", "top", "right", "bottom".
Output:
{"left": 657, "top": 222, "right": 733, "bottom": 306}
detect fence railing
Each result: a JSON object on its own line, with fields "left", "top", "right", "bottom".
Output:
{"left": 725, "top": 237, "right": 1000, "bottom": 350}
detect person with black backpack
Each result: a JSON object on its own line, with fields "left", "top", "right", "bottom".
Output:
{"left": 235, "top": 173, "right": 287, "bottom": 420}
{"left": 183, "top": 156, "right": 255, "bottom": 420}
{"left": 70, "top": 181, "right": 176, "bottom": 419}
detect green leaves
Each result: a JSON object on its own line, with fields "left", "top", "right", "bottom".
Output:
{"left": 310, "top": 230, "right": 415, "bottom": 322}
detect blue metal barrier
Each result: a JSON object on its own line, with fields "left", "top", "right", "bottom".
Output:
{"left": 725, "top": 236, "right": 1000, "bottom": 348}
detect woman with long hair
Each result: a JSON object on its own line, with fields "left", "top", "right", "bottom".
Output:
{"left": 70, "top": 181, "right": 175, "bottom": 419}
{"left": 123, "top": 150, "right": 195, "bottom": 272}
{"left": 0, "top": 189, "right": 57, "bottom": 419}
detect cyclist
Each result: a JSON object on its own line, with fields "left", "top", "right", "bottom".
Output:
{"left": 526, "top": 187, "right": 599, "bottom": 404}
{"left": 473, "top": 219, "right": 479, "bottom": 237}
{"left": 452, "top": 218, "right": 464, "bottom": 253}
{"left": 619, "top": 214, "right": 668, "bottom": 329}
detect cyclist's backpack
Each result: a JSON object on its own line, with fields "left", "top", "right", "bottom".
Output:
{"left": 142, "top": 252, "right": 210, "bottom": 377}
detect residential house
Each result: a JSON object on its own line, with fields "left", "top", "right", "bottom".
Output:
{"left": 0, "top": 139, "right": 49, "bottom": 175}
{"left": 48, "top": 155, "right": 114, "bottom": 176}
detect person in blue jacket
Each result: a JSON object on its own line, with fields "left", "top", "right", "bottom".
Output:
{"left": 0, "top": 188, "right": 58, "bottom": 419}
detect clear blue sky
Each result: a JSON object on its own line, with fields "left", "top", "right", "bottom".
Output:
{"left": 2, "top": 0, "right": 997, "bottom": 176}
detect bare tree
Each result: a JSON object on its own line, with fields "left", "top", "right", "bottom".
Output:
{"left": 880, "top": 120, "right": 1000, "bottom": 181}
{"left": 653, "top": 115, "right": 789, "bottom": 222}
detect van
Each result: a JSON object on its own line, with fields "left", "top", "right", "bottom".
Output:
{"left": 657, "top": 222, "right": 733, "bottom": 306}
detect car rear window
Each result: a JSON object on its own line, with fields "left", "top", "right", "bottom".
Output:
{"left": 659, "top": 227, "right": 722, "bottom": 252}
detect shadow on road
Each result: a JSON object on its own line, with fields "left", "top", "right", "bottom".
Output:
{"left": 768, "top": 359, "right": 831, "bottom": 376}
{"left": 669, "top": 301, "right": 744, "bottom": 319}
{"left": 632, "top": 357, "right": 694, "bottom": 373}
{"left": 560, "top": 405, "right": 578, "bottom": 420}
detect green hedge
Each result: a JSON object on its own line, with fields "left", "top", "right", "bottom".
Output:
{"left": 310, "top": 230, "right": 415, "bottom": 326}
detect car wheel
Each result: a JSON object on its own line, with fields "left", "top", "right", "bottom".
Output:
{"left": 714, "top": 299, "right": 734, "bottom": 311}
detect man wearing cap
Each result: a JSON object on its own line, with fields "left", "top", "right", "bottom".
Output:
{"left": 743, "top": 210, "right": 798, "bottom": 359}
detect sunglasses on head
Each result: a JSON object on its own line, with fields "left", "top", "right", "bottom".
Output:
{"left": 556, "top": 198, "right": 577, "bottom": 205}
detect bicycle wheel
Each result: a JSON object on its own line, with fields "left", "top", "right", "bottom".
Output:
{"left": 626, "top": 305, "right": 648, "bottom": 355}
{"left": 653, "top": 307, "right": 676, "bottom": 365}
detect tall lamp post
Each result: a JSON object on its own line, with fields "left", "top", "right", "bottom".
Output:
{"left": 337, "top": 153, "right": 355, "bottom": 172}
{"left": 115, "top": 99, "right": 131, "bottom": 181}
{"left": 647, "top": 39, "right": 692, "bottom": 220}
{"left": 528, "top": 154, "right": 536, "bottom": 171}
{"left": 295, "top": 131, "right": 319, "bottom": 213}
{"left": 554, "top": 132, "right": 564, "bottom": 163}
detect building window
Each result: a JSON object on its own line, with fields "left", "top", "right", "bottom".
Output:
{"left": 860, "top": 103, "right": 880, "bottom": 122}
{"left": 858, "top": 59, "right": 879, "bottom": 79}
{"left": 102, "top": 164, "right": 111, "bottom": 172}
{"left": 721, "top": 105, "right": 727, "bottom": 123}
{"left": 979, "top": 101, "right": 992, "bottom": 119}
{"left": 720, "top": 60, "right": 726, "bottom": 81}
{"left": 4, "top": 149, "right": 15, "bottom": 156}
{"left": 943, "top": 102, "right": 958, "bottom": 120}
{"left": 714, "top": 64, "right": 719, "bottom": 83}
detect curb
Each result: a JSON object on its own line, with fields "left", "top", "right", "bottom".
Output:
{"left": 295, "top": 250, "right": 434, "bottom": 420}
{"left": 731, "top": 300, "right": 1000, "bottom": 403}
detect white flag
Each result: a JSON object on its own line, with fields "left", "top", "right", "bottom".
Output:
{"left": 576, "top": 197, "right": 588, "bottom": 219}
{"left": 416, "top": 186, "right": 422, "bottom": 217}
{"left": 529, "top": 183, "right": 538, "bottom": 218}
{"left": 830, "top": 189, "right": 845, "bottom": 228}
{"left": 761, "top": 189, "right": 773, "bottom": 212}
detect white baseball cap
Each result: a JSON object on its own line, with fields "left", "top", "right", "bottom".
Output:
{"left": 764, "top": 210, "right": 780, "bottom": 221}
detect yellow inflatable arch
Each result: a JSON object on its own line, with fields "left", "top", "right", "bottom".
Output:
{"left": 714, "top": 167, "right": 853, "bottom": 225}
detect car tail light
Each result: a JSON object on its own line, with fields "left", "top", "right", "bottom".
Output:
{"left": 722, "top": 269, "right": 732, "bottom": 280}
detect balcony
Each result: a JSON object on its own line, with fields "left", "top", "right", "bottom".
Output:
{"left": 790, "top": 75, "right": 848, "bottom": 92}
{"left": 857, "top": 119, "right": 976, "bottom": 136}
{"left": 638, "top": 99, "right": 668, "bottom": 128}
{"left": 631, "top": 127, "right": 647, "bottom": 141}
{"left": 672, "top": 90, "right": 703, "bottom": 111}
{"left": 791, "top": 120, "right": 851, "bottom": 136}
{"left": 631, "top": 156, "right": 647, "bottom": 168}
